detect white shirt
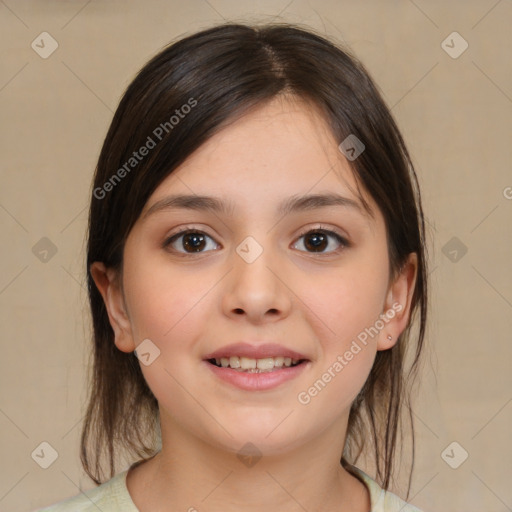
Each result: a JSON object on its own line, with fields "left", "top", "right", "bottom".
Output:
{"left": 36, "top": 465, "right": 423, "bottom": 511}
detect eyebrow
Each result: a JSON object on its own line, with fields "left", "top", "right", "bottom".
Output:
{"left": 142, "top": 192, "right": 368, "bottom": 220}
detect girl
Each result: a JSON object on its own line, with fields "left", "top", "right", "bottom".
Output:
{"left": 39, "top": 22, "right": 428, "bottom": 512}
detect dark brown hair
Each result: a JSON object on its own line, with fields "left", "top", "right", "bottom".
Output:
{"left": 82, "top": 22, "right": 428, "bottom": 496}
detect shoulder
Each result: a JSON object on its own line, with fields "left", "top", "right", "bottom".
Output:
{"left": 35, "top": 470, "right": 138, "bottom": 512}
{"left": 348, "top": 466, "right": 424, "bottom": 512}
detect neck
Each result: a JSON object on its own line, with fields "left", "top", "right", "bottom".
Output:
{"left": 126, "top": 413, "right": 370, "bottom": 512}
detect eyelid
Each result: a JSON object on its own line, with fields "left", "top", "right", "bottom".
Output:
{"left": 295, "top": 223, "right": 349, "bottom": 240}
{"left": 165, "top": 225, "right": 216, "bottom": 240}
{"left": 163, "top": 224, "right": 350, "bottom": 255}
{"left": 163, "top": 226, "right": 221, "bottom": 254}
{"left": 292, "top": 224, "right": 350, "bottom": 252}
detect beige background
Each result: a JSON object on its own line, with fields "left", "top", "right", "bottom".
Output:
{"left": 1, "top": 0, "right": 511, "bottom": 511}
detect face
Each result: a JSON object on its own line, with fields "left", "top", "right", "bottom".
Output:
{"left": 93, "top": 95, "right": 416, "bottom": 458}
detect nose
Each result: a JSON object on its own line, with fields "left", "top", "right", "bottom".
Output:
{"left": 222, "top": 239, "right": 292, "bottom": 324}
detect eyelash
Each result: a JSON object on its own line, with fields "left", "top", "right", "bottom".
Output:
{"left": 163, "top": 225, "right": 350, "bottom": 256}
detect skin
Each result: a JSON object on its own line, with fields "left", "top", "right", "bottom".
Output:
{"left": 91, "top": 94, "right": 417, "bottom": 512}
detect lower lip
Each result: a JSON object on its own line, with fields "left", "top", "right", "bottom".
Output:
{"left": 203, "top": 360, "right": 309, "bottom": 391}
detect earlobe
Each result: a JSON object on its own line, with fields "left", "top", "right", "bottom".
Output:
{"left": 89, "top": 262, "right": 136, "bottom": 353}
{"left": 377, "top": 253, "right": 418, "bottom": 351}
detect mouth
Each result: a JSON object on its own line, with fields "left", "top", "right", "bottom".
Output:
{"left": 206, "top": 356, "right": 308, "bottom": 373}
{"left": 203, "top": 342, "right": 311, "bottom": 390}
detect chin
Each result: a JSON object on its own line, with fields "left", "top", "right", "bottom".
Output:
{"left": 211, "top": 417, "right": 311, "bottom": 458}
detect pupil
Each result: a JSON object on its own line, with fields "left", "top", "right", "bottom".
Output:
{"left": 305, "top": 232, "right": 327, "bottom": 252}
{"left": 181, "top": 232, "right": 328, "bottom": 253}
{"left": 183, "top": 233, "right": 205, "bottom": 252}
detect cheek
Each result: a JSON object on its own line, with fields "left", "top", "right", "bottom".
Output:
{"left": 294, "top": 260, "right": 388, "bottom": 409}
{"left": 296, "top": 346, "right": 375, "bottom": 424}
{"left": 122, "top": 259, "right": 213, "bottom": 414}
{"left": 123, "top": 254, "right": 211, "bottom": 345}
{"left": 301, "top": 260, "right": 389, "bottom": 347}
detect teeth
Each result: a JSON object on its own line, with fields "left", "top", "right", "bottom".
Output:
{"left": 213, "top": 356, "right": 301, "bottom": 371}
{"left": 257, "top": 357, "right": 274, "bottom": 370}
{"left": 273, "top": 356, "right": 284, "bottom": 367}
{"left": 240, "top": 357, "right": 257, "bottom": 370}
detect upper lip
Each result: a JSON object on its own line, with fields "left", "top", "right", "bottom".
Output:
{"left": 203, "top": 342, "right": 309, "bottom": 361}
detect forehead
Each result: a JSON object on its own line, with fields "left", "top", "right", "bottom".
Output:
{"left": 142, "top": 95, "right": 377, "bottom": 221}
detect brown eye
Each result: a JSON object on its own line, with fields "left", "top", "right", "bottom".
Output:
{"left": 293, "top": 229, "right": 348, "bottom": 254}
{"left": 304, "top": 232, "right": 328, "bottom": 252}
{"left": 164, "top": 230, "right": 219, "bottom": 254}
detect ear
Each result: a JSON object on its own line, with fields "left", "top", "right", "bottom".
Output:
{"left": 89, "top": 261, "right": 136, "bottom": 353}
{"left": 377, "top": 253, "right": 418, "bottom": 351}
